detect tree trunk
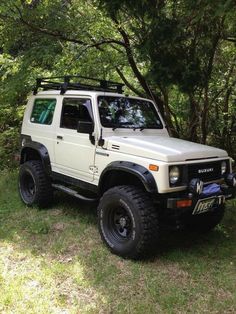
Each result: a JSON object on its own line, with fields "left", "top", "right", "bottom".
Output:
{"left": 188, "top": 93, "right": 199, "bottom": 142}
{"left": 201, "top": 87, "right": 209, "bottom": 144}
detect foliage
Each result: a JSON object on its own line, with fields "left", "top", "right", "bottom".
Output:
{"left": 0, "top": 0, "right": 236, "bottom": 167}
{"left": 99, "top": 0, "right": 236, "bottom": 145}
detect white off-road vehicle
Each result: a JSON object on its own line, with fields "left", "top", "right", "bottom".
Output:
{"left": 19, "top": 76, "right": 236, "bottom": 259}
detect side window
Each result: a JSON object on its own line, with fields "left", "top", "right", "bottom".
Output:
{"left": 61, "top": 98, "right": 93, "bottom": 130}
{"left": 31, "top": 99, "right": 56, "bottom": 125}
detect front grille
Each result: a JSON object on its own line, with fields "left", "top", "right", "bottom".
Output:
{"left": 187, "top": 161, "right": 222, "bottom": 182}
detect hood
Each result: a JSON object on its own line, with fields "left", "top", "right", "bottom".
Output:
{"left": 106, "top": 136, "right": 228, "bottom": 162}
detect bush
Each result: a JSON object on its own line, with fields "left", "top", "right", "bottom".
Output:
{"left": 0, "top": 127, "right": 20, "bottom": 170}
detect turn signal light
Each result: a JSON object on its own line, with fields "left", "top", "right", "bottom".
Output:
{"left": 149, "top": 164, "right": 159, "bottom": 171}
{"left": 176, "top": 200, "right": 192, "bottom": 208}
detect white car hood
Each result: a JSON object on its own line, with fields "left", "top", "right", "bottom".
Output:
{"left": 106, "top": 136, "right": 228, "bottom": 162}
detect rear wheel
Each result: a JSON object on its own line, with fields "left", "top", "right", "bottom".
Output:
{"left": 19, "top": 160, "right": 53, "bottom": 208}
{"left": 186, "top": 205, "right": 225, "bottom": 233}
{"left": 98, "top": 185, "right": 159, "bottom": 259}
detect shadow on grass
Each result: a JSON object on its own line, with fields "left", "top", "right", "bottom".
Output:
{"left": 0, "top": 176, "right": 236, "bottom": 312}
{"left": 2, "top": 189, "right": 235, "bottom": 262}
{"left": 49, "top": 196, "right": 236, "bottom": 262}
{"left": 53, "top": 191, "right": 98, "bottom": 221}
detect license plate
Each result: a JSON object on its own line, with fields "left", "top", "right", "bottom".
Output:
{"left": 192, "top": 196, "right": 225, "bottom": 215}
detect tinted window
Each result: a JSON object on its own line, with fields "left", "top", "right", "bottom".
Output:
{"left": 31, "top": 99, "right": 56, "bottom": 125}
{"left": 98, "top": 96, "right": 163, "bottom": 129}
{"left": 61, "top": 98, "right": 93, "bottom": 129}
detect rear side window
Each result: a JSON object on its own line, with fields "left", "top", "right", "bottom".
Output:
{"left": 60, "top": 98, "right": 93, "bottom": 129}
{"left": 30, "top": 99, "right": 56, "bottom": 125}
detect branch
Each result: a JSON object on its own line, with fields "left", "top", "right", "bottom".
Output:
{"left": 112, "top": 17, "right": 166, "bottom": 116}
{"left": 13, "top": 5, "right": 125, "bottom": 49}
{"left": 222, "top": 37, "right": 236, "bottom": 43}
{"left": 205, "top": 35, "right": 220, "bottom": 83}
{"left": 116, "top": 67, "right": 145, "bottom": 97}
{"left": 109, "top": 43, "right": 124, "bottom": 54}
{"left": 210, "top": 58, "right": 236, "bottom": 105}
{"left": 112, "top": 17, "right": 154, "bottom": 98}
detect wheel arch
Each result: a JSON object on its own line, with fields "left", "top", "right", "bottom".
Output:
{"left": 20, "top": 136, "right": 51, "bottom": 176}
{"left": 99, "top": 161, "right": 157, "bottom": 195}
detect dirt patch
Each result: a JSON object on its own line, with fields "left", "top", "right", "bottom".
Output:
{"left": 51, "top": 222, "right": 68, "bottom": 232}
{"left": 50, "top": 209, "right": 64, "bottom": 216}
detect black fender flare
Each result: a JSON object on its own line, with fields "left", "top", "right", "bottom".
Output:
{"left": 99, "top": 161, "right": 157, "bottom": 193}
{"left": 20, "top": 135, "right": 51, "bottom": 176}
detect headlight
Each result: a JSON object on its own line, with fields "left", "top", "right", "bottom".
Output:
{"left": 226, "top": 173, "right": 236, "bottom": 187}
{"left": 221, "top": 161, "right": 227, "bottom": 175}
{"left": 169, "top": 166, "right": 180, "bottom": 185}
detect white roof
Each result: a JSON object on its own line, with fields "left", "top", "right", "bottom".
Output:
{"left": 33, "top": 90, "right": 152, "bottom": 102}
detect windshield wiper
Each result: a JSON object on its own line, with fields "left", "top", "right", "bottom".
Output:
{"left": 132, "top": 126, "right": 146, "bottom": 131}
{"left": 112, "top": 122, "right": 133, "bottom": 130}
{"left": 112, "top": 123, "right": 121, "bottom": 130}
{"left": 112, "top": 125, "right": 148, "bottom": 131}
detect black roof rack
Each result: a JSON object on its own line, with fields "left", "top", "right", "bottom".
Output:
{"left": 33, "top": 75, "right": 124, "bottom": 95}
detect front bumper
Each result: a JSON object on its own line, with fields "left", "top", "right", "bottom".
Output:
{"left": 159, "top": 182, "right": 235, "bottom": 231}
{"left": 166, "top": 183, "right": 235, "bottom": 211}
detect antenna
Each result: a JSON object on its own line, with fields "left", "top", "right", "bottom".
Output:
{"left": 98, "top": 128, "right": 105, "bottom": 147}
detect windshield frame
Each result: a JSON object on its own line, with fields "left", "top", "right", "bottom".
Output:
{"left": 97, "top": 95, "right": 164, "bottom": 130}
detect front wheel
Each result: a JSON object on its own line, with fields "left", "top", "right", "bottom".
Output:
{"left": 19, "top": 160, "right": 53, "bottom": 208}
{"left": 98, "top": 185, "right": 159, "bottom": 259}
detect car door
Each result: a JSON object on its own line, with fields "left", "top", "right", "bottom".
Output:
{"left": 54, "top": 97, "right": 96, "bottom": 182}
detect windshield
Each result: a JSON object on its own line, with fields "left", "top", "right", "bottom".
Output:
{"left": 98, "top": 96, "right": 163, "bottom": 129}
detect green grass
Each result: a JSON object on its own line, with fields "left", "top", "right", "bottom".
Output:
{"left": 0, "top": 171, "right": 236, "bottom": 313}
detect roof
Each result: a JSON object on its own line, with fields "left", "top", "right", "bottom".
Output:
{"left": 33, "top": 90, "right": 152, "bottom": 102}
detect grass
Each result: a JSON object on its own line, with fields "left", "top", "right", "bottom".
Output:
{"left": 0, "top": 171, "right": 236, "bottom": 313}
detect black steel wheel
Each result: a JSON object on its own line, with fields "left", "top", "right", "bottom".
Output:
{"left": 107, "top": 204, "right": 133, "bottom": 242}
{"left": 98, "top": 185, "right": 159, "bottom": 259}
{"left": 19, "top": 160, "right": 53, "bottom": 208}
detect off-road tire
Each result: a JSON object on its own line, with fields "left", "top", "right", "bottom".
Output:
{"left": 187, "top": 205, "right": 225, "bottom": 233}
{"left": 19, "top": 160, "right": 53, "bottom": 208}
{"left": 98, "top": 185, "right": 159, "bottom": 259}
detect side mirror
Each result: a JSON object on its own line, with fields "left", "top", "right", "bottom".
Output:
{"left": 77, "top": 121, "right": 94, "bottom": 134}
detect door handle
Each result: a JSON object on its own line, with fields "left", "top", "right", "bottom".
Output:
{"left": 57, "top": 135, "right": 63, "bottom": 140}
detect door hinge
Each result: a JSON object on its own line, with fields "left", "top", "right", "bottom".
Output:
{"left": 89, "top": 166, "right": 98, "bottom": 173}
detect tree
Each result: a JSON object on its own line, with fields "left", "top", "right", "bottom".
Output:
{"left": 0, "top": 0, "right": 236, "bottom": 166}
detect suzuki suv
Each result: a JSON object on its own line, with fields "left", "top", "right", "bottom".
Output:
{"left": 19, "top": 76, "right": 236, "bottom": 259}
